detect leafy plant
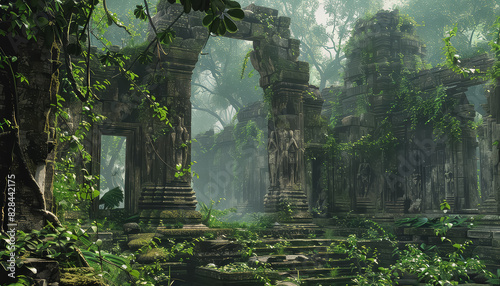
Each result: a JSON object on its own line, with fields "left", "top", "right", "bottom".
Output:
{"left": 99, "top": 186, "right": 124, "bottom": 210}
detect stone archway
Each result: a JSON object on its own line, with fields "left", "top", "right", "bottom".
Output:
{"left": 134, "top": 1, "right": 318, "bottom": 222}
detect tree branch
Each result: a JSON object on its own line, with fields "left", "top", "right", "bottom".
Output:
{"left": 192, "top": 102, "right": 226, "bottom": 126}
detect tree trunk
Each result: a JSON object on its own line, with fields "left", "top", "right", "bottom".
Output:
{"left": 1, "top": 29, "right": 61, "bottom": 232}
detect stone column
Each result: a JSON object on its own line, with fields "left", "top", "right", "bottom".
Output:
{"left": 250, "top": 26, "right": 313, "bottom": 221}
{"left": 138, "top": 2, "right": 207, "bottom": 225}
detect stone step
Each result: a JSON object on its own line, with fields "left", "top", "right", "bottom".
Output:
{"left": 254, "top": 245, "right": 329, "bottom": 255}
{"left": 255, "top": 238, "right": 341, "bottom": 247}
{"left": 300, "top": 276, "right": 356, "bottom": 286}
{"left": 286, "top": 267, "right": 355, "bottom": 277}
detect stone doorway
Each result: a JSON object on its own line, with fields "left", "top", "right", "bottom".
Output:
{"left": 91, "top": 123, "right": 141, "bottom": 216}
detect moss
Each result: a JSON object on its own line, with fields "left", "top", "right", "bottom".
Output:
{"left": 136, "top": 247, "right": 170, "bottom": 264}
{"left": 128, "top": 233, "right": 156, "bottom": 250}
{"left": 60, "top": 268, "right": 105, "bottom": 286}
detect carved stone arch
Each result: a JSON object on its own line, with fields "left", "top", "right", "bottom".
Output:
{"left": 138, "top": 1, "right": 317, "bottom": 221}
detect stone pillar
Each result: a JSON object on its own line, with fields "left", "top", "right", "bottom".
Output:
{"left": 138, "top": 2, "right": 207, "bottom": 225}
{"left": 250, "top": 26, "right": 313, "bottom": 220}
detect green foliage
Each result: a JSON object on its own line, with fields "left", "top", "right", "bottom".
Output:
{"left": 488, "top": 269, "right": 500, "bottom": 285}
{"left": 233, "top": 120, "right": 265, "bottom": 155}
{"left": 98, "top": 187, "right": 124, "bottom": 210}
{"left": 205, "top": 262, "right": 277, "bottom": 286}
{"left": 489, "top": 16, "right": 500, "bottom": 78}
{"left": 402, "top": 0, "right": 500, "bottom": 66}
{"left": 199, "top": 198, "right": 238, "bottom": 228}
{"left": 267, "top": 239, "right": 290, "bottom": 255}
{"left": 396, "top": 215, "right": 469, "bottom": 237}
{"left": 240, "top": 49, "right": 253, "bottom": 79}
{"left": 53, "top": 92, "right": 106, "bottom": 215}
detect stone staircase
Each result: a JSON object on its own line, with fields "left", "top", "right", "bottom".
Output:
{"left": 193, "top": 237, "right": 358, "bottom": 286}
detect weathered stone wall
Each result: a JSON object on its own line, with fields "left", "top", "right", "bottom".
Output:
{"left": 322, "top": 10, "right": 494, "bottom": 216}
{"left": 72, "top": 2, "right": 322, "bottom": 221}
{"left": 478, "top": 79, "right": 500, "bottom": 213}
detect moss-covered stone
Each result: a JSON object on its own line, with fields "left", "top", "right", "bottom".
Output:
{"left": 127, "top": 233, "right": 158, "bottom": 250}
{"left": 60, "top": 268, "right": 105, "bottom": 286}
{"left": 136, "top": 247, "right": 170, "bottom": 264}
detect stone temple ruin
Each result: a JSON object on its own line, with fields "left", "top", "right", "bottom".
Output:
{"left": 82, "top": 4, "right": 500, "bottom": 221}
{"left": 321, "top": 10, "right": 497, "bottom": 215}
{"left": 85, "top": 1, "right": 316, "bottom": 224}
{"left": 6, "top": 1, "right": 500, "bottom": 285}
{"left": 191, "top": 9, "right": 500, "bottom": 219}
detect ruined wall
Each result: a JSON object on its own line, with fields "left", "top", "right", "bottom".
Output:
{"left": 323, "top": 10, "right": 492, "bottom": 215}
{"left": 73, "top": 2, "right": 322, "bottom": 221}
{"left": 478, "top": 78, "right": 500, "bottom": 213}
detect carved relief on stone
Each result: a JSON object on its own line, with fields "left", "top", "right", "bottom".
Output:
{"left": 357, "top": 161, "right": 371, "bottom": 197}
{"left": 286, "top": 130, "right": 299, "bottom": 186}
{"left": 445, "top": 171, "right": 454, "bottom": 196}
{"left": 171, "top": 116, "right": 189, "bottom": 170}
{"left": 144, "top": 125, "right": 154, "bottom": 183}
{"left": 268, "top": 131, "right": 279, "bottom": 187}
{"left": 278, "top": 129, "right": 288, "bottom": 187}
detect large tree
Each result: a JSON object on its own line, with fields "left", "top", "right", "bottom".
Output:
{"left": 400, "top": 0, "right": 500, "bottom": 65}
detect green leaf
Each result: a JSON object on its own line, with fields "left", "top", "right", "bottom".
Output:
{"left": 98, "top": 187, "right": 123, "bottom": 209}
{"left": 134, "top": 5, "right": 147, "bottom": 21}
{"left": 202, "top": 13, "right": 214, "bottom": 27}
{"left": 182, "top": 0, "right": 192, "bottom": 13}
{"left": 37, "top": 17, "right": 49, "bottom": 27}
{"left": 223, "top": 16, "right": 237, "bottom": 33}
{"left": 209, "top": 17, "right": 221, "bottom": 34}
{"left": 130, "top": 269, "right": 140, "bottom": 278}
{"left": 227, "top": 8, "right": 244, "bottom": 20}
{"left": 90, "top": 189, "right": 99, "bottom": 200}
{"left": 226, "top": 1, "right": 241, "bottom": 9}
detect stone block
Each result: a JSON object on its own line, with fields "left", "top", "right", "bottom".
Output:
{"left": 272, "top": 34, "right": 289, "bottom": 48}
{"left": 278, "top": 70, "right": 309, "bottom": 84}
{"left": 236, "top": 21, "right": 251, "bottom": 36}
{"left": 242, "top": 10, "right": 259, "bottom": 23}
{"left": 188, "top": 14, "right": 203, "bottom": 27}
{"left": 342, "top": 115, "right": 360, "bottom": 126}
{"left": 469, "top": 237, "right": 493, "bottom": 246}
{"left": 278, "top": 27, "right": 291, "bottom": 38}
{"left": 192, "top": 26, "right": 208, "bottom": 39}
{"left": 493, "top": 239, "right": 500, "bottom": 247}
{"left": 297, "top": 61, "right": 309, "bottom": 73}
{"left": 278, "top": 16, "right": 291, "bottom": 28}
{"left": 251, "top": 23, "right": 266, "bottom": 39}
{"left": 179, "top": 38, "right": 204, "bottom": 50}
{"left": 123, "top": 222, "right": 141, "bottom": 234}
{"left": 278, "top": 47, "right": 288, "bottom": 59}
{"left": 128, "top": 233, "right": 156, "bottom": 250}
{"left": 288, "top": 48, "right": 299, "bottom": 61}
{"left": 468, "top": 229, "right": 492, "bottom": 239}
{"left": 492, "top": 231, "right": 500, "bottom": 239}
{"left": 136, "top": 247, "right": 169, "bottom": 264}
{"left": 360, "top": 113, "right": 375, "bottom": 128}
{"left": 247, "top": 5, "right": 278, "bottom": 17}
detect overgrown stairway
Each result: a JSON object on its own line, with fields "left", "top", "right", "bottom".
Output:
{"left": 247, "top": 238, "right": 357, "bottom": 285}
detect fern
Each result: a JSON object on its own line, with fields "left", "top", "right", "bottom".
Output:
{"left": 99, "top": 187, "right": 123, "bottom": 209}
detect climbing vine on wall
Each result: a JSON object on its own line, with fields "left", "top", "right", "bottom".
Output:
{"left": 233, "top": 120, "right": 264, "bottom": 158}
